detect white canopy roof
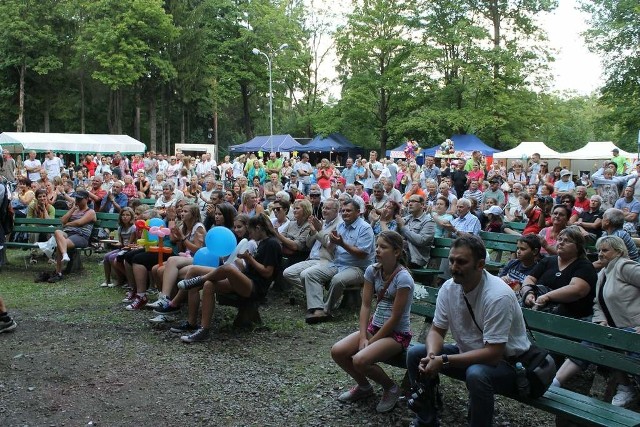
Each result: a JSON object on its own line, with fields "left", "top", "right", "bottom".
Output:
{"left": 493, "top": 141, "right": 561, "bottom": 159}
{"left": 556, "top": 141, "right": 635, "bottom": 160}
{"left": 0, "top": 132, "right": 146, "bottom": 154}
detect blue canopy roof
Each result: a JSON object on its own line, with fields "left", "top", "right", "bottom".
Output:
{"left": 229, "top": 134, "right": 301, "bottom": 153}
{"left": 422, "top": 134, "right": 501, "bottom": 157}
{"left": 297, "top": 133, "right": 361, "bottom": 154}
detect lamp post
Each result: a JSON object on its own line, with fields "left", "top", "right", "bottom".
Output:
{"left": 252, "top": 43, "right": 288, "bottom": 152}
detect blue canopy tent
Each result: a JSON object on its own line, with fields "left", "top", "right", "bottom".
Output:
{"left": 229, "top": 134, "right": 301, "bottom": 154}
{"left": 297, "top": 133, "right": 362, "bottom": 157}
{"left": 422, "top": 134, "right": 501, "bottom": 157}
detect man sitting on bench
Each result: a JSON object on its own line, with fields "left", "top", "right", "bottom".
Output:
{"left": 407, "top": 235, "right": 530, "bottom": 427}
{"left": 49, "top": 190, "right": 96, "bottom": 283}
{"left": 302, "top": 200, "right": 375, "bottom": 324}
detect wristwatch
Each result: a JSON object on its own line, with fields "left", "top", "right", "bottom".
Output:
{"left": 441, "top": 354, "right": 450, "bottom": 367}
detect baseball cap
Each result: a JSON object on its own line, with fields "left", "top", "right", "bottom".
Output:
{"left": 290, "top": 171, "right": 298, "bottom": 177}
{"left": 337, "top": 177, "right": 346, "bottom": 185}
{"left": 560, "top": 169, "right": 571, "bottom": 177}
{"left": 354, "top": 180, "right": 364, "bottom": 186}
{"left": 309, "top": 189, "right": 322, "bottom": 196}
{"left": 483, "top": 206, "right": 503, "bottom": 216}
{"left": 74, "top": 189, "right": 90, "bottom": 200}
{"left": 612, "top": 148, "right": 619, "bottom": 153}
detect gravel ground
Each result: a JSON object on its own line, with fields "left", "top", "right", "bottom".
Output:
{"left": 1, "top": 275, "right": 557, "bottom": 426}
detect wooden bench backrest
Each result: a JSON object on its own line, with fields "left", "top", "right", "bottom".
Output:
{"left": 413, "top": 285, "right": 640, "bottom": 376}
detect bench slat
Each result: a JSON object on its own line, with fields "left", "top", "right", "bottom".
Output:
{"left": 526, "top": 387, "right": 640, "bottom": 427}
{"left": 524, "top": 309, "right": 640, "bottom": 354}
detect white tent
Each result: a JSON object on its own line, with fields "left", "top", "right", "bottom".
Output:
{"left": 493, "top": 141, "right": 561, "bottom": 159}
{"left": 556, "top": 141, "right": 635, "bottom": 160}
{"left": 0, "top": 132, "right": 146, "bottom": 154}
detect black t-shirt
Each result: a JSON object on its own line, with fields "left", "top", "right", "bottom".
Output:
{"left": 450, "top": 170, "right": 468, "bottom": 197}
{"left": 579, "top": 209, "right": 604, "bottom": 238}
{"left": 499, "top": 259, "right": 537, "bottom": 284}
{"left": 246, "top": 236, "right": 282, "bottom": 298}
{"left": 529, "top": 256, "right": 597, "bottom": 318}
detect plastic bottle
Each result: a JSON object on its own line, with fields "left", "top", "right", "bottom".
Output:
{"left": 515, "top": 362, "right": 530, "bottom": 397}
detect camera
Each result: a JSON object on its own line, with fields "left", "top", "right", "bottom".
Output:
{"left": 407, "top": 375, "right": 442, "bottom": 424}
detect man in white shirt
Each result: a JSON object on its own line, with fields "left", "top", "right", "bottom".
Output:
{"left": 219, "top": 155, "right": 232, "bottom": 183}
{"left": 24, "top": 151, "right": 42, "bottom": 182}
{"left": 144, "top": 151, "right": 158, "bottom": 182}
{"left": 363, "top": 150, "right": 382, "bottom": 195}
{"left": 43, "top": 151, "right": 63, "bottom": 179}
{"left": 383, "top": 178, "right": 402, "bottom": 204}
{"left": 293, "top": 153, "right": 314, "bottom": 195}
{"left": 196, "top": 153, "right": 213, "bottom": 177}
{"left": 157, "top": 153, "right": 168, "bottom": 173}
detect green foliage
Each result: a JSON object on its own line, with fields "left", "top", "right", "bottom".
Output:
{"left": 580, "top": 0, "right": 640, "bottom": 148}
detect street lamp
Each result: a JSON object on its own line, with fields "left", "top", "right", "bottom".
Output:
{"left": 252, "top": 43, "right": 288, "bottom": 152}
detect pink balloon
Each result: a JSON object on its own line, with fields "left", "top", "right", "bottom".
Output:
{"left": 149, "top": 226, "right": 160, "bottom": 234}
{"left": 160, "top": 227, "right": 171, "bottom": 235}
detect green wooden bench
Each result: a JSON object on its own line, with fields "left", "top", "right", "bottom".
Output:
{"left": 391, "top": 285, "right": 640, "bottom": 427}
{"left": 479, "top": 231, "right": 519, "bottom": 272}
{"left": 409, "top": 237, "right": 451, "bottom": 282}
{"left": 505, "top": 221, "right": 526, "bottom": 232}
{"left": 139, "top": 198, "right": 157, "bottom": 206}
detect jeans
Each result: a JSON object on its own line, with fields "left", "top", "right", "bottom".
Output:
{"left": 407, "top": 344, "right": 518, "bottom": 427}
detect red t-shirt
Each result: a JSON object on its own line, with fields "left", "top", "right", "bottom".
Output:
{"left": 523, "top": 207, "right": 542, "bottom": 235}
{"left": 572, "top": 198, "right": 590, "bottom": 216}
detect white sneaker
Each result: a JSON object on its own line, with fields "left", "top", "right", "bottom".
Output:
{"left": 99, "top": 282, "right": 111, "bottom": 288}
{"left": 147, "top": 295, "right": 169, "bottom": 310}
{"left": 62, "top": 253, "right": 71, "bottom": 262}
{"left": 612, "top": 384, "right": 637, "bottom": 407}
{"left": 149, "top": 314, "right": 176, "bottom": 324}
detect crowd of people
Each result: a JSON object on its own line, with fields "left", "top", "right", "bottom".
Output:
{"left": 1, "top": 146, "right": 640, "bottom": 426}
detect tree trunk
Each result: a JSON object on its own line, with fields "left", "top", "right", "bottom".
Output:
{"left": 43, "top": 102, "right": 50, "bottom": 133}
{"left": 80, "top": 76, "right": 85, "bottom": 134}
{"left": 149, "top": 96, "right": 157, "bottom": 152}
{"left": 160, "top": 85, "right": 166, "bottom": 152}
{"left": 16, "top": 63, "right": 25, "bottom": 132}
{"left": 115, "top": 90, "right": 123, "bottom": 134}
{"left": 180, "top": 106, "right": 185, "bottom": 144}
{"left": 134, "top": 90, "right": 141, "bottom": 141}
{"left": 240, "top": 81, "right": 253, "bottom": 139}
{"left": 107, "top": 90, "right": 114, "bottom": 134}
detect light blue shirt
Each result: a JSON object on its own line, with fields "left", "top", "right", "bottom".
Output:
{"left": 341, "top": 167, "right": 357, "bottom": 185}
{"left": 332, "top": 217, "right": 375, "bottom": 271}
{"left": 452, "top": 212, "right": 481, "bottom": 235}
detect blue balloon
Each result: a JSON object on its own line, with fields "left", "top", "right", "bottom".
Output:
{"left": 193, "top": 247, "right": 220, "bottom": 268}
{"left": 205, "top": 227, "right": 237, "bottom": 257}
{"left": 148, "top": 218, "right": 164, "bottom": 228}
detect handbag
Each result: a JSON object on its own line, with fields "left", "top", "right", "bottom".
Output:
{"left": 463, "top": 291, "right": 556, "bottom": 399}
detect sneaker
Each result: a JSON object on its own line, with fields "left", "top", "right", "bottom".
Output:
{"left": 99, "top": 282, "right": 111, "bottom": 288}
{"left": 147, "top": 295, "right": 169, "bottom": 310}
{"left": 180, "top": 327, "right": 210, "bottom": 343}
{"left": 376, "top": 384, "right": 400, "bottom": 413}
{"left": 337, "top": 384, "right": 374, "bottom": 403}
{"left": 149, "top": 314, "right": 176, "bottom": 324}
{"left": 122, "top": 291, "right": 136, "bottom": 303}
{"left": 125, "top": 294, "right": 148, "bottom": 310}
{"left": 107, "top": 283, "right": 117, "bottom": 288}
{"left": 170, "top": 321, "right": 198, "bottom": 333}
{"left": 153, "top": 304, "right": 180, "bottom": 315}
{"left": 0, "top": 317, "right": 17, "bottom": 333}
{"left": 47, "top": 273, "right": 64, "bottom": 283}
{"left": 177, "top": 276, "right": 205, "bottom": 290}
{"left": 62, "top": 253, "right": 70, "bottom": 262}
{"left": 612, "top": 384, "right": 637, "bottom": 407}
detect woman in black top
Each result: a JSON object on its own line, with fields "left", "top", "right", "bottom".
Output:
{"left": 178, "top": 213, "right": 282, "bottom": 343}
{"left": 520, "top": 226, "right": 597, "bottom": 319}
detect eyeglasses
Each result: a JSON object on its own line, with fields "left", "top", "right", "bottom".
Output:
{"left": 556, "top": 237, "right": 575, "bottom": 244}
{"left": 273, "top": 207, "right": 282, "bottom": 211}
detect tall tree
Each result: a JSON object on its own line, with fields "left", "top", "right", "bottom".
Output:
{"left": 76, "top": 0, "right": 177, "bottom": 139}
{"left": 580, "top": 0, "right": 640, "bottom": 147}
{"left": 0, "top": 0, "right": 65, "bottom": 131}
{"left": 335, "top": 0, "right": 420, "bottom": 153}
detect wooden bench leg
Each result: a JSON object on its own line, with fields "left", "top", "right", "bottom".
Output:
{"left": 339, "top": 288, "right": 361, "bottom": 310}
{"left": 233, "top": 302, "right": 262, "bottom": 329}
{"left": 63, "top": 249, "right": 83, "bottom": 275}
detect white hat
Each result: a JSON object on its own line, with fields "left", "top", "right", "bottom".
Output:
{"left": 560, "top": 169, "right": 572, "bottom": 177}
{"left": 483, "top": 206, "right": 503, "bottom": 216}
